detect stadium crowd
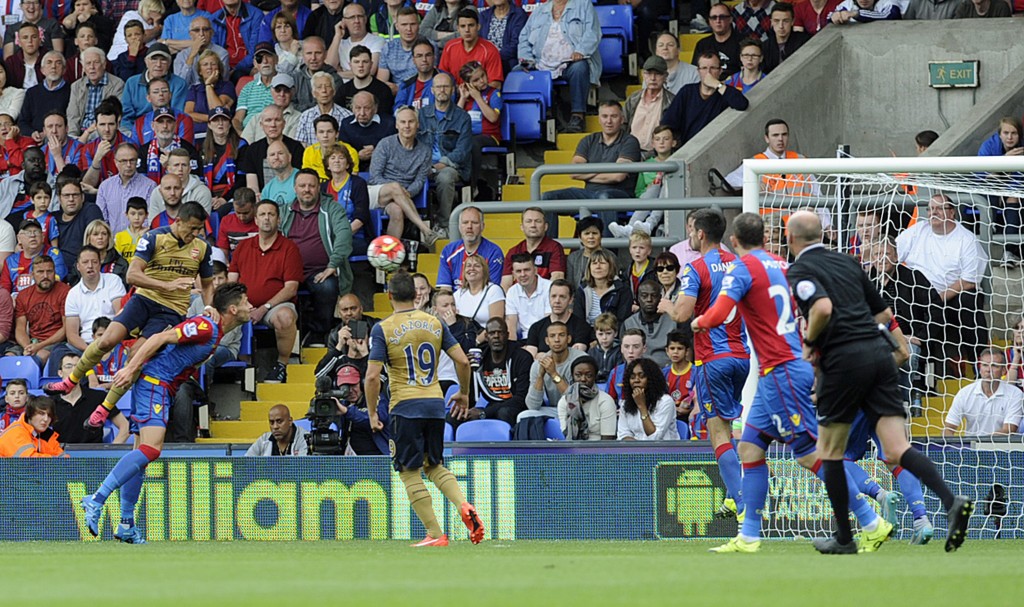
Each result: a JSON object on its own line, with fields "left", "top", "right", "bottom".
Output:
{"left": 0, "top": 0, "right": 1018, "bottom": 458}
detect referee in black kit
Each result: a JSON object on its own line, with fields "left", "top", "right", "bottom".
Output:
{"left": 785, "top": 210, "right": 973, "bottom": 555}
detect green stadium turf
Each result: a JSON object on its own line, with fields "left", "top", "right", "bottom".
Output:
{"left": 2, "top": 540, "right": 1019, "bottom": 606}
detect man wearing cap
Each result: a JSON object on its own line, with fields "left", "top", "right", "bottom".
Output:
{"left": 242, "top": 73, "right": 301, "bottom": 143}
{"left": 211, "top": 0, "right": 264, "bottom": 82}
{"left": 233, "top": 41, "right": 278, "bottom": 132}
{"left": 334, "top": 364, "right": 391, "bottom": 456}
{"left": 228, "top": 198, "right": 303, "bottom": 385}
{"left": 131, "top": 77, "right": 196, "bottom": 144}
{"left": 140, "top": 108, "right": 203, "bottom": 182}
{"left": 624, "top": 56, "right": 676, "bottom": 154}
{"left": 67, "top": 48, "right": 125, "bottom": 141}
{"left": 0, "top": 218, "right": 66, "bottom": 298}
{"left": 172, "top": 16, "right": 230, "bottom": 88}
{"left": 121, "top": 44, "right": 189, "bottom": 128}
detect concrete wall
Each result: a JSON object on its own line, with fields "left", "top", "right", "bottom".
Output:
{"left": 675, "top": 20, "right": 1024, "bottom": 198}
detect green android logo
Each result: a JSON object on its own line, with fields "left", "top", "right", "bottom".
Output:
{"left": 664, "top": 470, "right": 724, "bottom": 536}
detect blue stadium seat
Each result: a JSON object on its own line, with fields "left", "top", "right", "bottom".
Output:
{"left": 27, "top": 389, "right": 43, "bottom": 396}
{"left": 208, "top": 211, "right": 221, "bottom": 241}
{"left": 118, "top": 389, "right": 133, "bottom": 415}
{"left": 455, "top": 419, "right": 512, "bottom": 442}
{"left": 595, "top": 5, "right": 635, "bottom": 78}
{"left": 543, "top": 417, "right": 565, "bottom": 440}
{"left": 0, "top": 357, "right": 41, "bottom": 389}
{"left": 220, "top": 321, "right": 253, "bottom": 371}
{"left": 676, "top": 420, "right": 691, "bottom": 441}
{"left": 444, "top": 383, "right": 460, "bottom": 410}
{"left": 443, "top": 422, "right": 454, "bottom": 442}
{"left": 481, "top": 113, "right": 515, "bottom": 188}
{"left": 501, "top": 70, "right": 552, "bottom": 144}
{"left": 295, "top": 418, "right": 311, "bottom": 433}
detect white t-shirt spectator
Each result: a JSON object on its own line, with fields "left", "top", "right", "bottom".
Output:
{"left": 340, "top": 33, "right": 385, "bottom": 72}
{"left": 896, "top": 221, "right": 987, "bottom": 292}
{"left": 558, "top": 390, "right": 617, "bottom": 440}
{"left": 505, "top": 276, "right": 551, "bottom": 339}
{"left": 0, "top": 221, "right": 14, "bottom": 257}
{"left": 617, "top": 394, "right": 681, "bottom": 440}
{"left": 64, "top": 274, "right": 126, "bottom": 343}
{"left": 454, "top": 283, "right": 505, "bottom": 327}
{"left": 945, "top": 380, "right": 1024, "bottom": 435}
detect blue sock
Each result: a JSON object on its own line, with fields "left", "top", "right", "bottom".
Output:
{"left": 740, "top": 460, "right": 769, "bottom": 540}
{"left": 715, "top": 444, "right": 743, "bottom": 503}
{"left": 119, "top": 468, "right": 145, "bottom": 525}
{"left": 815, "top": 463, "right": 879, "bottom": 526}
{"left": 894, "top": 466, "right": 928, "bottom": 520}
{"left": 844, "top": 460, "right": 882, "bottom": 499}
{"left": 94, "top": 450, "right": 152, "bottom": 504}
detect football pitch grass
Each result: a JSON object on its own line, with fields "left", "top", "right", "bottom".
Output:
{"left": 2, "top": 539, "right": 1020, "bottom": 606}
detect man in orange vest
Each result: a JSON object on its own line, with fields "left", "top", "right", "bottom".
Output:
{"left": 726, "top": 118, "right": 821, "bottom": 198}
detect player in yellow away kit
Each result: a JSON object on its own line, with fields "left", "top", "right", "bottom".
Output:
{"left": 45, "top": 202, "right": 215, "bottom": 428}
{"left": 364, "top": 271, "right": 486, "bottom": 546}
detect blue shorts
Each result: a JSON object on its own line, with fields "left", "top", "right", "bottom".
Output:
{"left": 114, "top": 296, "right": 184, "bottom": 339}
{"left": 693, "top": 357, "right": 749, "bottom": 421}
{"left": 129, "top": 376, "right": 172, "bottom": 432}
{"left": 844, "top": 410, "right": 884, "bottom": 461}
{"left": 744, "top": 359, "right": 818, "bottom": 446}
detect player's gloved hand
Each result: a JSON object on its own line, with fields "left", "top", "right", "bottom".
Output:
{"left": 85, "top": 405, "right": 111, "bottom": 429}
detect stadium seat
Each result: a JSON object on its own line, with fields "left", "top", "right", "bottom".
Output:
{"left": 295, "top": 418, "right": 311, "bottom": 433}
{"left": 481, "top": 114, "right": 515, "bottom": 186}
{"left": 444, "top": 384, "right": 460, "bottom": 410}
{"left": 676, "top": 420, "right": 691, "bottom": 441}
{"left": 0, "top": 357, "right": 41, "bottom": 389}
{"left": 595, "top": 5, "right": 636, "bottom": 78}
{"left": 235, "top": 75, "right": 253, "bottom": 97}
{"left": 455, "top": 419, "right": 512, "bottom": 442}
{"left": 543, "top": 417, "right": 565, "bottom": 440}
{"left": 220, "top": 321, "right": 253, "bottom": 370}
{"left": 444, "top": 422, "right": 454, "bottom": 442}
{"left": 501, "top": 70, "right": 553, "bottom": 144}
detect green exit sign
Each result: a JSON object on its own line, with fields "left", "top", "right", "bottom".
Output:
{"left": 929, "top": 61, "right": 979, "bottom": 88}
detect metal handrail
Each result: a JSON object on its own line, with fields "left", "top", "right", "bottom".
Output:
{"left": 529, "top": 161, "right": 686, "bottom": 201}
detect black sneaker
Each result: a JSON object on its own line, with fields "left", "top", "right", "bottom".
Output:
{"left": 564, "top": 114, "right": 584, "bottom": 133}
{"left": 813, "top": 535, "right": 859, "bottom": 555}
{"left": 945, "top": 495, "right": 974, "bottom": 552}
{"left": 265, "top": 362, "right": 287, "bottom": 384}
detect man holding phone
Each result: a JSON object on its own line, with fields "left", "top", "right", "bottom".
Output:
{"left": 228, "top": 200, "right": 305, "bottom": 384}
{"left": 315, "top": 293, "right": 380, "bottom": 380}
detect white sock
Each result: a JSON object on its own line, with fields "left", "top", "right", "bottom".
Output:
{"left": 862, "top": 517, "right": 879, "bottom": 532}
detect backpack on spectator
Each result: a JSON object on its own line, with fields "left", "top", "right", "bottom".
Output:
{"left": 512, "top": 416, "right": 547, "bottom": 441}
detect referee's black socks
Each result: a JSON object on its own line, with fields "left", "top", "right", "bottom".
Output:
{"left": 898, "top": 448, "right": 955, "bottom": 511}
{"left": 822, "top": 459, "right": 853, "bottom": 544}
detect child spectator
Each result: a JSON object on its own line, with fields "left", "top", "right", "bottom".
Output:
{"left": 24, "top": 182, "right": 59, "bottom": 250}
{"left": 0, "top": 396, "right": 66, "bottom": 458}
{"left": 457, "top": 60, "right": 503, "bottom": 200}
{"left": 724, "top": 39, "right": 766, "bottom": 94}
{"left": 622, "top": 231, "right": 656, "bottom": 307}
{"left": 588, "top": 312, "right": 623, "bottom": 384}
{"left": 86, "top": 317, "right": 131, "bottom": 390}
{"left": 663, "top": 329, "right": 694, "bottom": 421}
{"left": 0, "top": 378, "right": 29, "bottom": 432}
{"left": 114, "top": 197, "right": 149, "bottom": 265}
{"left": 610, "top": 126, "right": 675, "bottom": 238}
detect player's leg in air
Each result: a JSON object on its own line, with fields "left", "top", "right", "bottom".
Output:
{"left": 697, "top": 358, "right": 747, "bottom": 522}
{"left": 81, "top": 381, "right": 170, "bottom": 544}
{"left": 393, "top": 417, "right": 485, "bottom": 547}
{"left": 44, "top": 319, "right": 130, "bottom": 397}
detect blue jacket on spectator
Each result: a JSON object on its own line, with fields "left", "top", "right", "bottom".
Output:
{"left": 979, "top": 131, "right": 1011, "bottom": 156}
{"left": 517, "top": 0, "right": 602, "bottom": 87}
{"left": 120, "top": 72, "right": 188, "bottom": 129}
{"left": 479, "top": 4, "right": 529, "bottom": 74}
{"left": 212, "top": 2, "right": 265, "bottom": 75}
{"left": 417, "top": 103, "right": 473, "bottom": 183}
{"left": 112, "top": 48, "right": 148, "bottom": 82}
{"left": 258, "top": 5, "right": 312, "bottom": 44}
{"left": 341, "top": 397, "right": 391, "bottom": 455}
{"left": 394, "top": 71, "right": 437, "bottom": 111}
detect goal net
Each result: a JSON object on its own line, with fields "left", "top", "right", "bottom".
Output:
{"left": 742, "top": 155, "right": 1024, "bottom": 540}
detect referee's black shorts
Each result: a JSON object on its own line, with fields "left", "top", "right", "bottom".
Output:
{"left": 389, "top": 415, "right": 446, "bottom": 472}
{"left": 816, "top": 337, "right": 905, "bottom": 426}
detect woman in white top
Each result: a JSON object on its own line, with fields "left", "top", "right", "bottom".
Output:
{"left": 0, "top": 64, "right": 24, "bottom": 122}
{"left": 617, "top": 357, "right": 681, "bottom": 441}
{"left": 453, "top": 253, "right": 505, "bottom": 328}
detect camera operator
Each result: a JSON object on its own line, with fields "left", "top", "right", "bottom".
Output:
{"left": 333, "top": 364, "right": 391, "bottom": 455}
{"left": 446, "top": 317, "right": 532, "bottom": 431}
{"left": 245, "top": 404, "right": 310, "bottom": 456}
{"left": 315, "top": 294, "right": 379, "bottom": 379}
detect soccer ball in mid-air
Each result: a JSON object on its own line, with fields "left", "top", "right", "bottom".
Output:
{"left": 367, "top": 235, "right": 406, "bottom": 272}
